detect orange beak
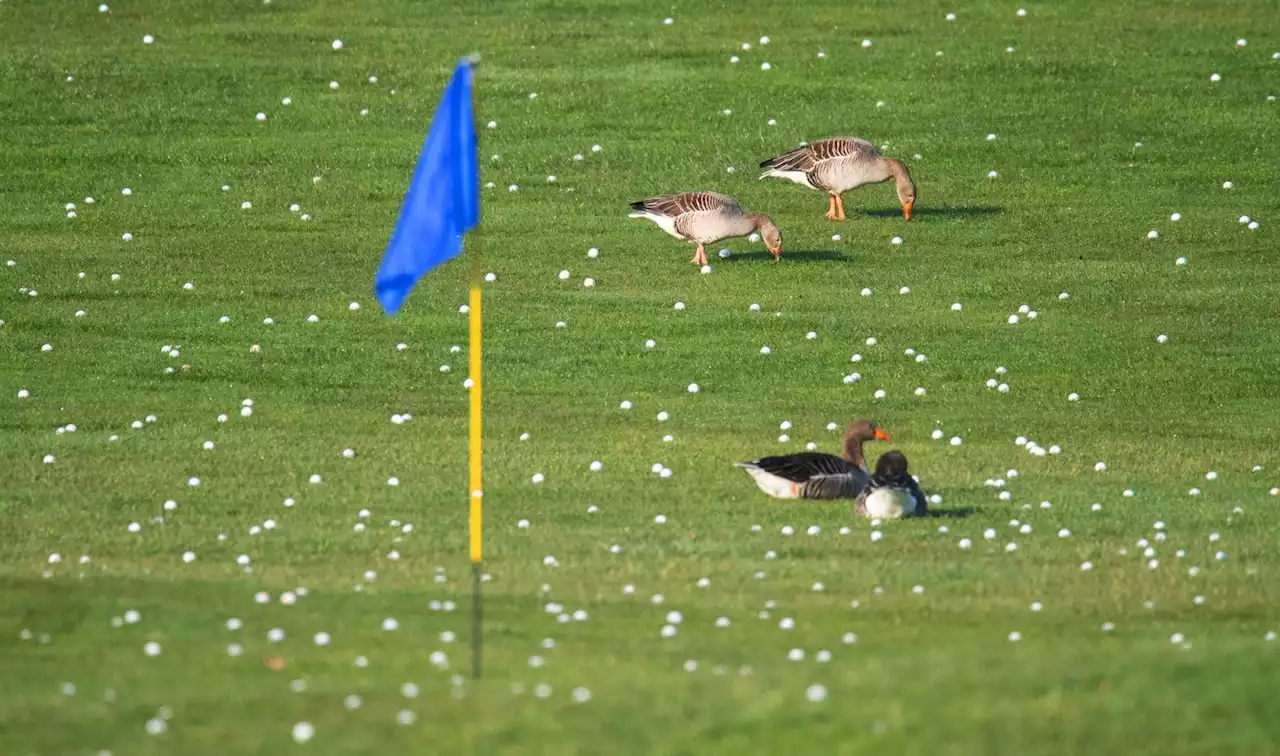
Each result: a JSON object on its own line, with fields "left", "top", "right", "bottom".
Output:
{"left": 768, "top": 245, "right": 782, "bottom": 260}
{"left": 874, "top": 428, "right": 891, "bottom": 441}
{"left": 903, "top": 201, "right": 914, "bottom": 221}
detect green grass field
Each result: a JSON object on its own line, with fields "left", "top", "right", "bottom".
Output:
{"left": 3, "top": 0, "right": 1280, "bottom": 753}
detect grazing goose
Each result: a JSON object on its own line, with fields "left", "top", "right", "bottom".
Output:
{"left": 759, "top": 137, "right": 916, "bottom": 221}
{"left": 854, "top": 450, "right": 927, "bottom": 519}
{"left": 629, "top": 191, "right": 783, "bottom": 264}
{"left": 736, "top": 420, "right": 890, "bottom": 500}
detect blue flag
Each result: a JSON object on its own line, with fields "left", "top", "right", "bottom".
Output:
{"left": 375, "top": 58, "right": 480, "bottom": 313}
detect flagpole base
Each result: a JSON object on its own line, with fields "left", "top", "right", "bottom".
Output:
{"left": 471, "top": 561, "right": 483, "bottom": 679}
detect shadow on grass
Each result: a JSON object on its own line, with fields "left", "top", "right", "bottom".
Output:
{"left": 859, "top": 205, "right": 1002, "bottom": 219}
{"left": 925, "top": 507, "right": 977, "bottom": 519}
{"left": 722, "top": 250, "right": 849, "bottom": 263}
{"left": 1, "top": 577, "right": 94, "bottom": 636}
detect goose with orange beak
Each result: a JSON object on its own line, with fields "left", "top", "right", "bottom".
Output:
{"left": 759, "top": 137, "right": 916, "bottom": 222}
{"left": 629, "top": 191, "right": 783, "bottom": 264}
{"left": 736, "top": 420, "right": 892, "bottom": 500}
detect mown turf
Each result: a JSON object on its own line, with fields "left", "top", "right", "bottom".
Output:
{"left": 3, "top": 0, "right": 1280, "bottom": 754}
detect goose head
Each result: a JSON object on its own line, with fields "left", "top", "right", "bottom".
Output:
{"left": 899, "top": 182, "right": 916, "bottom": 221}
{"left": 873, "top": 450, "right": 911, "bottom": 478}
{"left": 847, "top": 419, "right": 891, "bottom": 443}
{"left": 756, "top": 214, "right": 783, "bottom": 259}
{"left": 887, "top": 159, "right": 916, "bottom": 220}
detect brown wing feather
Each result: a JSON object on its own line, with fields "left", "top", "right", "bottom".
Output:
{"left": 673, "top": 213, "right": 700, "bottom": 239}
{"left": 809, "top": 137, "right": 880, "bottom": 162}
{"left": 761, "top": 144, "right": 817, "bottom": 173}
{"left": 747, "top": 452, "right": 860, "bottom": 483}
{"left": 801, "top": 473, "right": 864, "bottom": 500}
{"left": 762, "top": 137, "right": 881, "bottom": 173}
{"left": 636, "top": 191, "right": 741, "bottom": 218}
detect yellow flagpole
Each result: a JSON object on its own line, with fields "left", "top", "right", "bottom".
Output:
{"left": 468, "top": 282, "right": 483, "bottom": 564}
{"left": 467, "top": 52, "right": 484, "bottom": 681}
{"left": 468, "top": 277, "right": 483, "bottom": 680}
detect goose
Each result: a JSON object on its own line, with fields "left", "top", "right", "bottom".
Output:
{"left": 629, "top": 191, "right": 783, "bottom": 265}
{"left": 759, "top": 137, "right": 916, "bottom": 221}
{"left": 854, "top": 450, "right": 927, "bottom": 519}
{"left": 735, "top": 420, "right": 890, "bottom": 500}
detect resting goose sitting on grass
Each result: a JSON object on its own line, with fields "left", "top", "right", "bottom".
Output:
{"left": 736, "top": 420, "right": 890, "bottom": 500}
{"left": 854, "top": 450, "right": 928, "bottom": 519}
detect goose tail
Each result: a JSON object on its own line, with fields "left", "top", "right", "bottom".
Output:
{"left": 735, "top": 461, "right": 801, "bottom": 498}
